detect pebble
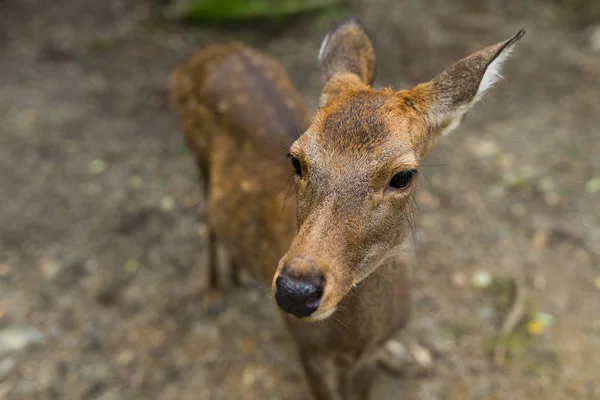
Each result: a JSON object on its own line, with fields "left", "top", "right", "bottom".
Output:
{"left": 242, "top": 367, "right": 257, "bottom": 386}
{"left": 451, "top": 272, "right": 467, "bottom": 288}
{"left": 408, "top": 341, "right": 433, "bottom": 368}
{"left": 160, "top": 195, "right": 175, "bottom": 212}
{"left": 471, "top": 270, "right": 492, "bottom": 289}
{"left": 0, "top": 327, "right": 45, "bottom": 357}
{"left": 379, "top": 339, "right": 411, "bottom": 371}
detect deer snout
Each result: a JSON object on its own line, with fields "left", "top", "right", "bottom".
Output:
{"left": 274, "top": 263, "right": 325, "bottom": 318}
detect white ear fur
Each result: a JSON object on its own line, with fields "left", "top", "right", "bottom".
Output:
{"left": 438, "top": 109, "right": 467, "bottom": 137}
{"left": 438, "top": 45, "right": 517, "bottom": 137}
{"left": 318, "top": 32, "right": 331, "bottom": 63}
{"left": 474, "top": 46, "right": 513, "bottom": 103}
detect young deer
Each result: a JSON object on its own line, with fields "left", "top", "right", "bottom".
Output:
{"left": 170, "top": 19, "right": 524, "bottom": 400}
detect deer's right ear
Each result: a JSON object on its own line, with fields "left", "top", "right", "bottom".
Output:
{"left": 318, "top": 18, "right": 376, "bottom": 107}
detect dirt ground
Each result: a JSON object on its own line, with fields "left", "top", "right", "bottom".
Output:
{"left": 0, "top": 0, "right": 599, "bottom": 399}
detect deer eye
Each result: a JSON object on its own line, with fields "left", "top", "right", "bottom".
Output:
{"left": 389, "top": 169, "right": 417, "bottom": 190}
{"left": 288, "top": 154, "right": 302, "bottom": 177}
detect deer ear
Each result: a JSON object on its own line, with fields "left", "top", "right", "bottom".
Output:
{"left": 420, "top": 29, "right": 525, "bottom": 138}
{"left": 318, "top": 18, "right": 376, "bottom": 107}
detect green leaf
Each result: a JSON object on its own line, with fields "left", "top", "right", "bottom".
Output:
{"left": 166, "top": 0, "right": 345, "bottom": 23}
{"left": 585, "top": 176, "right": 600, "bottom": 194}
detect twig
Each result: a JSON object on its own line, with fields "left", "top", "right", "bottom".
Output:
{"left": 493, "top": 275, "right": 528, "bottom": 367}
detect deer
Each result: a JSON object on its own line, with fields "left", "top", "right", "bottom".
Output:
{"left": 169, "top": 18, "right": 525, "bottom": 400}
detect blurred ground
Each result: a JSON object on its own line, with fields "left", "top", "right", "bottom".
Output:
{"left": 0, "top": 0, "right": 599, "bottom": 399}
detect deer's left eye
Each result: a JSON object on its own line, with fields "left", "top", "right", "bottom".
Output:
{"left": 288, "top": 154, "right": 302, "bottom": 177}
{"left": 389, "top": 170, "right": 417, "bottom": 190}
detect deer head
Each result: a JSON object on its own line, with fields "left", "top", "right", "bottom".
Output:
{"left": 272, "top": 18, "right": 525, "bottom": 321}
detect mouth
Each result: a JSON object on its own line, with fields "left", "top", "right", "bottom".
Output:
{"left": 299, "top": 307, "right": 337, "bottom": 322}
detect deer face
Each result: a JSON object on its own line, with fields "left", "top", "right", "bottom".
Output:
{"left": 272, "top": 18, "right": 525, "bottom": 321}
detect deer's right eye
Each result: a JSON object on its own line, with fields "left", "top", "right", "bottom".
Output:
{"left": 389, "top": 169, "right": 417, "bottom": 190}
{"left": 288, "top": 154, "right": 302, "bottom": 177}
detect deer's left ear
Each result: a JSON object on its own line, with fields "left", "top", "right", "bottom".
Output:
{"left": 417, "top": 29, "right": 525, "bottom": 138}
{"left": 317, "top": 18, "right": 376, "bottom": 107}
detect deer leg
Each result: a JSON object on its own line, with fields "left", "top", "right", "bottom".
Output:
{"left": 299, "top": 352, "right": 344, "bottom": 400}
{"left": 193, "top": 155, "right": 229, "bottom": 316}
{"left": 342, "top": 349, "right": 378, "bottom": 400}
{"left": 201, "top": 228, "right": 226, "bottom": 316}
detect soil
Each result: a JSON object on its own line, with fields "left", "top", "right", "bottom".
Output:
{"left": 0, "top": 0, "right": 599, "bottom": 399}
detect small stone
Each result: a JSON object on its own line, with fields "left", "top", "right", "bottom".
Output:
{"left": 0, "top": 327, "right": 45, "bottom": 356}
{"left": 89, "top": 159, "right": 106, "bottom": 174}
{"left": 594, "top": 276, "right": 600, "bottom": 290}
{"left": 408, "top": 341, "right": 433, "bottom": 368}
{"left": 160, "top": 195, "right": 175, "bottom": 211}
{"left": 378, "top": 339, "right": 411, "bottom": 371}
{"left": 0, "top": 358, "right": 16, "bottom": 380}
{"left": 242, "top": 367, "right": 256, "bottom": 386}
{"left": 451, "top": 272, "right": 467, "bottom": 288}
{"left": 384, "top": 339, "right": 408, "bottom": 359}
{"left": 471, "top": 270, "right": 492, "bottom": 289}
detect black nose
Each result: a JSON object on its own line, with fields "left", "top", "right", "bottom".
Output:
{"left": 275, "top": 273, "right": 324, "bottom": 318}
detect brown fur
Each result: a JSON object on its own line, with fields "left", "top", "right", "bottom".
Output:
{"left": 170, "top": 18, "right": 524, "bottom": 400}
